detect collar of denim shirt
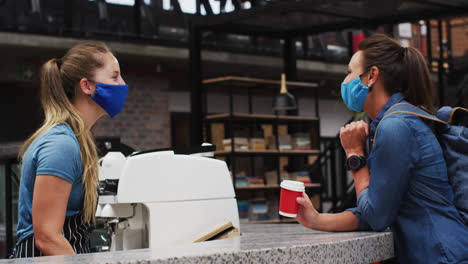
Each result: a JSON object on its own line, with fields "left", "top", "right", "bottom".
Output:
{"left": 368, "top": 92, "right": 406, "bottom": 152}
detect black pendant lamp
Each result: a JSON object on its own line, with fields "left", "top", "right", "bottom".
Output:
{"left": 272, "top": 74, "right": 297, "bottom": 111}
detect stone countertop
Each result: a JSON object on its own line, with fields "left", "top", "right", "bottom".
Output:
{"left": 0, "top": 224, "right": 394, "bottom": 264}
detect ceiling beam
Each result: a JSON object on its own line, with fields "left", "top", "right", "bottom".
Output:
{"left": 414, "top": 0, "right": 468, "bottom": 8}
{"left": 285, "top": 4, "right": 468, "bottom": 37}
{"left": 194, "top": 0, "right": 468, "bottom": 38}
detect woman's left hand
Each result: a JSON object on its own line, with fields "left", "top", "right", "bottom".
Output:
{"left": 296, "top": 192, "right": 319, "bottom": 229}
{"left": 340, "top": 120, "right": 368, "bottom": 157}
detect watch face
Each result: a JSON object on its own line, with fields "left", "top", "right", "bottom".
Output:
{"left": 348, "top": 156, "right": 361, "bottom": 170}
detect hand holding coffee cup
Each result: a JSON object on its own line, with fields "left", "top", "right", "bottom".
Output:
{"left": 279, "top": 180, "right": 305, "bottom": 217}
{"left": 296, "top": 192, "right": 319, "bottom": 229}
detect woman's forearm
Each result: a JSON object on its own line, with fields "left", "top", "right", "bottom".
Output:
{"left": 310, "top": 211, "right": 359, "bottom": 232}
{"left": 352, "top": 166, "right": 370, "bottom": 198}
{"left": 35, "top": 234, "right": 75, "bottom": 256}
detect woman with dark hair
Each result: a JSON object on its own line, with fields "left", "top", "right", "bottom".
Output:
{"left": 296, "top": 34, "right": 468, "bottom": 263}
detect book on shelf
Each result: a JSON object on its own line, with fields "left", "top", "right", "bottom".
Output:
{"left": 235, "top": 177, "right": 248, "bottom": 187}
{"left": 237, "top": 200, "right": 249, "bottom": 222}
{"left": 247, "top": 177, "right": 264, "bottom": 186}
{"left": 237, "top": 199, "right": 283, "bottom": 223}
{"left": 222, "top": 137, "right": 249, "bottom": 151}
{"left": 281, "top": 170, "right": 311, "bottom": 184}
{"left": 278, "top": 135, "right": 293, "bottom": 150}
{"left": 262, "top": 124, "right": 276, "bottom": 150}
{"left": 249, "top": 138, "right": 266, "bottom": 150}
{"left": 296, "top": 170, "right": 311, "bottom": 184}
{"left": 264, "top": 170, "right": 278, "bottom": 186}
{"left": 249, "top": 200, "right": 269, "bottom": 221}
{"left": 265, "top": 135, "right": 277, "bottom": 150}
{"left": 293, "top": 133, "right": 311, "bottom": 150}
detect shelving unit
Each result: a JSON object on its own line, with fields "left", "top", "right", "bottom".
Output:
{"left": 202, "top": 76, "right": 322, "bottom": 224}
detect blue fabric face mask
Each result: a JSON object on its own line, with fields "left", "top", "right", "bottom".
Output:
{"left": 341, "top": 76, "right": 369, "bottom": 112}
{"left": 91, "top": 82, "right": 129, "bottom": 118}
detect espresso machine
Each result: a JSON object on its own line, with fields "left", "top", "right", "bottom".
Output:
{"left": 95, "top": 150, "right": 240, "bottom": 250}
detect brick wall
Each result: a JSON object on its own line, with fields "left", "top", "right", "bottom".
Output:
{"left": 92, "top": 75, "right": 171, "bottom": 151}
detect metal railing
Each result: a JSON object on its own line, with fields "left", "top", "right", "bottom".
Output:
{"left": 0, "top": 0, "right": 351, "bottom": 64}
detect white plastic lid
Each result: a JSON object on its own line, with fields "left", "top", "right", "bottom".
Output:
{"left": 280, "top": 180, "right": 305, "bottom": 192}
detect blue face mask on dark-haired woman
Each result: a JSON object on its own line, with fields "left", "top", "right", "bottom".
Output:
{"left": 341, "top": 75, "right": 369, "bottom": 112}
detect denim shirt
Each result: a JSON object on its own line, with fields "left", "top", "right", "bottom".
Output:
{"left": 347, "top": 93, "right": 468, "bottom": 264}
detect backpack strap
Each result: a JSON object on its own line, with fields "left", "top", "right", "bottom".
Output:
{"left": 372, "top": 102, "right": 448, "bottom": 152}
{"left": 448, "top": 107, "right": 468, "bottom": 125}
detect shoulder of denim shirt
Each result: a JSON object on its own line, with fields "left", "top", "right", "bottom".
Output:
{"left": 381, "top": 106, "right": 434, "bottom": 135}
{"left": 372, "top": 113, "right": 418, "bottom": 151}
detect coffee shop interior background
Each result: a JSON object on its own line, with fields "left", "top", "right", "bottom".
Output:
{"left": 1, "top": 0, "right": 468, "bottom": 258}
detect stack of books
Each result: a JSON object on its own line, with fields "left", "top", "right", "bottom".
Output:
{"left": 223, "top": 138, "right": 249, "bottom": 151}
{"left": 235, "top": 177, "right": 248, "bottom": 187}
{"left": 278, "top": 135, "right": 293, "bottom": 150}
{"left": 247, "top": 177, "right": 264, "bottom": 186}
{"left": 237, "top": 201, "right": 249, "bottom": 222}
{"left": 295, "top": 171, "right": 311, "bottom": 184}
{"left": 249, "top": 200, "right": 269, "bottom": 221}
{"left": 294, "top": 133, "right": 311, "bottom": 150}
{"left": 249, "top": 138, "right": 266, "bottom": 150}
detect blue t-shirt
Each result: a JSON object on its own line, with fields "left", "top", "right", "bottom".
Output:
{"left": 16, "top": 124, "right": 83, "bottom": 244}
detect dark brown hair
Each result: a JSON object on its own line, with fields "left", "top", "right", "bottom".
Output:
{"left": 358, "top": 34, "right": 436, "bottom": 113}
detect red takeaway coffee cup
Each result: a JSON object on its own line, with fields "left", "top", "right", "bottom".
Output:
{"left": 279, "top": 180, "right": 305, "bottom": 217}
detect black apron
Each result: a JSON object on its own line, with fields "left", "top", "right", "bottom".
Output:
{"left": 9, "top": 210, "right": 91, "bottom": 258}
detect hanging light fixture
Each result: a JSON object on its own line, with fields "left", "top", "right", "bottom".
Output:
{"left": 272, "top": 73, "right": 297, "bottom": 111}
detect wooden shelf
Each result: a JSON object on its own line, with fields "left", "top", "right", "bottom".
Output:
{"left": 214, "top": 149, "right": 320, "bottom": 156}
{"left": 205, "top": 113, "right": 319, "bottom": 122}
{"left": 203, "top": 76, "right": 318, "bottom": 90}
{"left": 203, "top": 75, "right": 322, "bottom": 224}
{"left": 236, "top": 184, "right": 321, "bottom": 190}
{"left": 240, "top": 219, "right": 298, "bottom": 224}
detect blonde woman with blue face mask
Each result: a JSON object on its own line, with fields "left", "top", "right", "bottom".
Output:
{"left": 296, "top": 34, "right": 468, "bottom": 263}
{"left": 11, "top": 42, "right": 128, "bottom": 258}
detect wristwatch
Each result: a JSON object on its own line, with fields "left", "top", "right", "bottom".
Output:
{"left": 345, "top": 155, "right": 367, "bottom": 171}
